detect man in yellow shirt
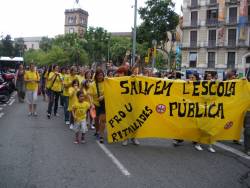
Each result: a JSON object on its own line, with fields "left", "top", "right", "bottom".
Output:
{"left": 24, "top": 63, "right": 40, "bottom": 116}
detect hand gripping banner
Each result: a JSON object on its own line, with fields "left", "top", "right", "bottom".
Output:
{"left": 104, "top": 77, "right": 250, "bottom": 144}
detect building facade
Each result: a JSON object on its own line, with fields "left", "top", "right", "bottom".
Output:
{"left": 64, "top": 8, "right": 88, "bottom": 37}
{"left": 21, "top": 37, "right": 43, "bottom": 50}
{"left": 182, "top": 0, "right": 250, "bottom": 75}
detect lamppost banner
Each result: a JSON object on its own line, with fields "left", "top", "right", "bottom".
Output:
{"left": 104, "top": 77, "right": 250, "bottom": 144}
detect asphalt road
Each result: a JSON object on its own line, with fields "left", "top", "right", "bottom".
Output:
{"left": 0, "top": 96, "right": 250, "bottom": 188}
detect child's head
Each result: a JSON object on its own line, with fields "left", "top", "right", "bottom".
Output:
{"left": 72, "top": 79, "right": 80, "bottom": 87}
{"left": 77, "top": 91, "right": 85, "bottom": 102}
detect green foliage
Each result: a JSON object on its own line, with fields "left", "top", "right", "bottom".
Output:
{"left": 14, "top": 38, "right": 26, "bottom": 57}
{"left": 155, "top": 52, "right": 166, "bottom": 70}
{"left": 84, "top": 27, "right": 110, "bottom": 63}
{"left": 137, "top": 0, "right": 179, "bottom": 46}
{"left": 39, "top": 37, "right": 53, "bottom": 52}
{"left": 24, "top": 49, "right": 47, "bottom": 65}
{"left": 0, "top": 35, "right": 15, "bottom": 56}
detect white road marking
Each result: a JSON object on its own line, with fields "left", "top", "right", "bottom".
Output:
{"left": 215, "top": 142, "right": 250, "bottom": 160}
{"left": 0, "top": 104, "right": 7, "bottom": 107}
{"left": 0, "top": 107, "right": 2, "bottom": 111}
{"left": 8, "top": 99, "right": 15, "bottom": 106}
{"left": 96, "top": 141, "right": 131, "bottom": 177}
{"left": 0, "top": 112, "right": 4, "bottom": 118}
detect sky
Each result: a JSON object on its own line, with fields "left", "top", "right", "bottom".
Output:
{"left": 0, "top": 0, "right": 182, "bottom": 38}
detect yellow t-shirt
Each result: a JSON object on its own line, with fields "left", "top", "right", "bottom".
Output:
{"left": 73, "top": 101, "right": 90, "bottom": 123}
{"left": 77, "top": 75, "right": 85, "bottom": 85}
{"left": 48, "top": 72, "right": 63, "bottom": 92}
{"left": 69, "top": 75, "right": 79, "bottom": 85}
{"left": 62, "top": 74, "right": 70, "bottom": 96}
{"left": 68, "top": 87, "right": 79, "bottom": 111}
{"left": 45, "top": 71, "right": 50, "bottom": 89}
{"left": 90, "top": 81, "right": 104, "bottom": 107}
{"left": 24, "top": 71, "right": 40, "bottom": 91}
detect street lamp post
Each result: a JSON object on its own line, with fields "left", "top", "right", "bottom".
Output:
{"left": 152, "top": 39, "right": 157, "bottom": 72}
{"left": 132, "top": 0, "right": 137, "bottom": 67}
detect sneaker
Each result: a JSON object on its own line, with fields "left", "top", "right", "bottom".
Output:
{"left": 54, "top": 113, "right": 60, "bottom": 117}
{"left": 194, "top": 144, "right": 203, "bottom": 151}
{"left": 47, "top": 113, "right": 51, "bottom": 119}
{"left": 99, "top": 137, "right": 104, "bottom": 144}
{"left": 28, "top": 112, "right": 32, "bottom": 116}
{"left": 233, "top": 140, "right": 241, "bottom": 145}
{"left": 74, "top": 140, "right": 79, "bottom": 144}
{"left": 207, "top": 146, "right": 216, "bottom": 153}
{"left": 90, "top": 125, "right": 95, "bottom": 130}
{"left": 69, "top": 124, "right": 74, "bottom": 130}
{"left": 131, "top": 138, "right": 140, "bottom": 145}
{"left": 65, "top": 121, "right": 70, "bottom": 125}
{"left": 173, "top": 140, "right": 182, "bottom": 147}
{"left": 33, "top": 112, "right": 38, "bottom": 116}
{"left": 122, "top": 140, "right": 128, "bottom": 146}
{"left": 81, "top": 139, "right": 86, "bottom": 144}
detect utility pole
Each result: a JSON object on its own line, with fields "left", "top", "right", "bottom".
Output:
{"left": 132, "top": 0, "right": 137, "bottom": 67}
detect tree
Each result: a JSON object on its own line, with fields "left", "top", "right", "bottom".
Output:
{"left": 1, "top": 35, "right": 15, "bottom": 56}
{"left": 14, "top": 38, "right": 26, "bottom": 57}
{"left": 84, "top": 27, "right": 110, "bottom": 63}
{"left": 39, "top": 37, "right": 53, "bottom": 52}
{"left": 137, "top": 0, "right": 179, "bottom": 46}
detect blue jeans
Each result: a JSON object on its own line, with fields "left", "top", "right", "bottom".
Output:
{"left": 47, "top": 91, "right": 60, "bottom": 115}
{"left": 61, "top": 95, "right": 69, "bottom": 122}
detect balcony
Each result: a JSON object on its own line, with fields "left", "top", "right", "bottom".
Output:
{"left": 190, "top": 41, "right": 198, "bottom": 48}
{"left": 206, "top": 19, "right": 219, "bottom": 27}
{"left": 188, "top": 0, "right": 200, "bottom": 9}
{"left": 225, "top": 0, "right": 240, "bottom": 5}
{"left": 225, "top": 17, "right": 238, "bottom": 26}
{"left": 183, "top": 20, "right": 201, "bottom": 29}
{"left": 181, "top": 42, "right": 199, "bottom": 50}
{"left": 206, "top": 0, "right": 219, "bottom": 7}
{"left": 227, "top": 40, "right": 236, "bottom": 48}
{"left": 207, "top": 40, "right": 217, "bottom": 48}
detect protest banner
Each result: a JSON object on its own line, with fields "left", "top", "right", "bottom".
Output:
{"left": 104, "top": 77, "right": 250, "bottom": 144}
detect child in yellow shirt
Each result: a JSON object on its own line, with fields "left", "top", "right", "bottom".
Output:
{"left": 72, "top": 91, "right": 91, "bottom": 144}
{"left": 68, "top": 79, "right": 80, "bottom": 129}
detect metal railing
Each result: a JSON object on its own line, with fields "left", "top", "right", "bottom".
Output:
{"left": 208, "top": 40, "right": 217, "bottom": 48}
{"left": 228, "top": 39, "right": 236, "bottom": 47}
{"left": 206, "top": 19, "right": 219, "bottom": 26}
{"left": 191, "top": 20, "right": 198, "bottom": 27}
{"left": 190, "top": 41, "right": 198, "bottom": 47}
{"left": 227, "top": 16, "right": 237, "bottom": 24}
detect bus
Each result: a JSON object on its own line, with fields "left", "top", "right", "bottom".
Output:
{"left": 0, "top": 56, "right": 24, "bottom": 73}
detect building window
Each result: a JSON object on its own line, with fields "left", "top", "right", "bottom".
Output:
{"left": 69, "top": 28, "right": 74, "bottom": 33}
{"left": 207, "top": 9, "right": 218, "bottom": 25}
{"left": 189, "top": 52, "right": 197, "bottom": 68}
{"left": 208, "top": 30, "right": 216, "bottom": 47}
{"left": 229, "top": 7, "right": 237, "bottom": 24}
{"left": 208, "top": 52, "right": 215, "bottom": 68}
{"left": 228, "top": 29, "right": 236, "bottom": 47}
{"left": 31, "top": 44, "right": 34, "bottom": 49}
{"left": 191, "top": 0, "right": 198, "bottom": 7}
{"left": 191, "top": 11, "right": 198, "bottom": 26}
{"left": 248, "top": 6, "right": 250, "bottom": 21}
{"left": 190, "top": 31, "right": 197, "bottom": 47}
{"left": 210, "top": 0, "right": 217, "bottom": 4}
{"left": 68, "top": 16, "right": 76, "bottom": 24}
{"left": 227, "top": 52, "right": 235, "bottom": 68}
